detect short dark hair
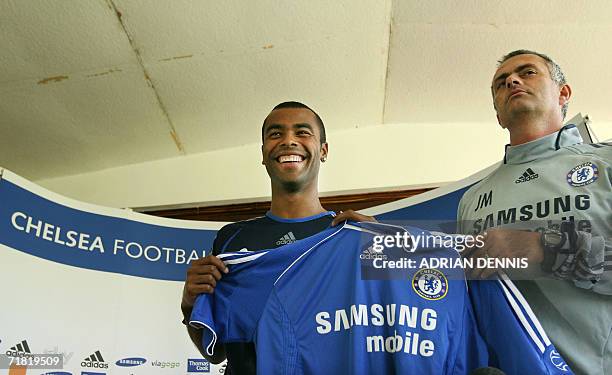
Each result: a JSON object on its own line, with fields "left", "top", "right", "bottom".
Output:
{"left": 262, "top": 101, "right": 327, "bottom": 144}
{"left": 494, "top": 49, "right": 569, "bottom": 119}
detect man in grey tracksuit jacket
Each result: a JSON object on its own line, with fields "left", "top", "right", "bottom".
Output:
{"left": 457, "top": 50, "right": 611, "bottom": 375}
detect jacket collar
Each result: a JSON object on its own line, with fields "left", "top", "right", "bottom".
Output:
{"left": 504, "top": 124, "right": 583, "bottom": 164}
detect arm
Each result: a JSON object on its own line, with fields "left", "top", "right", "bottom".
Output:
{"left": 181, "top": 254, "right": 229, "bottom": 363}
{"left": 549, "top": 224, "right": 612, "bottom": 295}
{"left": 465, "top": 226, "right": 612, "bottom": 295}
{"left": 554, "top": 145, "right": 612, "bottom": 294}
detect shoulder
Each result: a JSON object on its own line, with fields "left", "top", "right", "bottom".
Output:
{"left": 218, "top": 216, "right": 269, "bottom": 232}
{"left": 213, "top": 212, "right": 335, "bottom": 254}
{"left": 563, "top": 141, "right": 612, "bottom": 162}
{"left": 213, "top": 216, "right": 269, "bottom": 254}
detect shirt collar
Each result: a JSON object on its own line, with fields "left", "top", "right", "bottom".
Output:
{"left": 504, "top": 124, "right": 583, "bottom": 164}
{"left": 265, "top": 210, "right": 335, "bottom": 223}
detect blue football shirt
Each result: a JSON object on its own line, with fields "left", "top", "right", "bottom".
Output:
{"left": 190, "top": 222, "right": 572, "bottom": 375}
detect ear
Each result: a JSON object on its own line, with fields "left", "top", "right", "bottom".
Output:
{"left": 320, "top": 142, "right": 329, "bottom": 162}
{"left": 558, "top": 84, "right": 572, "bottom": 107}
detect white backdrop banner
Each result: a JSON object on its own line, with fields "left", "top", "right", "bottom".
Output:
{"left": 0, "top": 165, "right": 492, "bottom": 375}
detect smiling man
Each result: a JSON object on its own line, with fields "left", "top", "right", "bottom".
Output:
{"left": 457, "top": 50, "right": 612, "bottom": 374}
{"left": 181, "top": 101, "right": 372, "bottom": 374}
{"left": 261, "top": 103, "right": 329, "bottom": 216}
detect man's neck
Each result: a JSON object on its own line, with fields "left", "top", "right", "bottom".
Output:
{"left": 506, "top": 113, "right": 563, "bottom": 146}
{"left": 269, "top": 184, "right": 326, "bottom": 219}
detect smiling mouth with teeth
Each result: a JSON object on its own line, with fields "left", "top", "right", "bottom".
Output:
{"left": 278, "top": 155, "right": 304, "bottom": 163}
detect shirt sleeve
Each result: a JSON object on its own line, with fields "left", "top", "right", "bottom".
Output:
{"left": 468, "top": 274, "right": 574, "bottom": 375}
{"left": 189, "top": 238, "right": 317, "bottom": 357}
{"left": 188, "top": 250, "right": 272, "bottom": 356}
{"left": 211, "top": 223, "right": 241, "bottom": 256}
{"left": 189, "top": 293, "right": 218, "bottom": 356}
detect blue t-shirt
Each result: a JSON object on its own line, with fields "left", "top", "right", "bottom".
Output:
{"left": 190, "top": 222, "right": 572, "bottom": 375}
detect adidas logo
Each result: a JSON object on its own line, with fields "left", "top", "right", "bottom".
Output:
{"left": 359, "top": 245, "right": 387, "bottom": 260}
{"left": 361, "top": 245, "right": 376, "bottom": 255}
{"left": 6, "top": 340, "right": 31, "bottom": 357}
{"left": 81, "top": 350, "right": 109, "bottom": 369}
{"left": 276, "top": 232, "right": 297, "bottom": 245}
{"left": 515, "top": 168, "right": 539, "bottom": 183}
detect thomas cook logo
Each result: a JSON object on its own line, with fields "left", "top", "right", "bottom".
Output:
{"left": 567, "top": 162, "right": 599, "bottom": 187}
{"left": 187, "top": 358, "right": 210, "bottom": 373}
{"left": 412, "top": 269, "right": 448, "bottom": 300}
{"left": 81, "top": 350, "right": 109, "bottom": 369}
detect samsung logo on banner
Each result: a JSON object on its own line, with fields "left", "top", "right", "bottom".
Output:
{"left": 115, "top": 357, "right": 147, "bottom": 367}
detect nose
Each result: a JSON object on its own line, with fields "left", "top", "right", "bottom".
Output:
{"left": 505, "top": 73, "right": 521, "bottom": 88}
{"left": 279, "top": 132, "right": 298, "bottom": 147}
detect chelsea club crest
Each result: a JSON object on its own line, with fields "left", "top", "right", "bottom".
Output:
{"left": 412, "top": 268, "right": 448, "bottom": 300}
{"left": 566, "top": 162, "right": 599, "bottom": 187}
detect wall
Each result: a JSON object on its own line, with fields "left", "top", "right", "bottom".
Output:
{"left": 37, "top": 120, "right": 611, "bottom": 209}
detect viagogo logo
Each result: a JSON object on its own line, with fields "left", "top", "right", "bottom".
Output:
{"left": 151, "top": 360, "right": 181, "bottom": 369}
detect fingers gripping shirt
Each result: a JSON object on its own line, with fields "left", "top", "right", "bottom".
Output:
{"left": 190, "top": 222, "right": 572, "bottom": 375}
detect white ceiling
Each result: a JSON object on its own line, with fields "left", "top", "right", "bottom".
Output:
{"left": 1, "top": 0, "right": 611, "bottom": 180}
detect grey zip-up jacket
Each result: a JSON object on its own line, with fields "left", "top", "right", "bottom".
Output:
{"left": 457, "top": 125, "right": 611, "bottom": 375}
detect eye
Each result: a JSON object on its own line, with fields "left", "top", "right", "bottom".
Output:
{"left": 493, "top": 80, "right": 505, "bottom": 92}
{"left": 268, "top": 131, "right": 281, "bottom": 139}
{"left": 521, "top": 69, "right": 537, "bottom": 77}
{"left": 297, "top": 130, "right": 312, "bottom": 136}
